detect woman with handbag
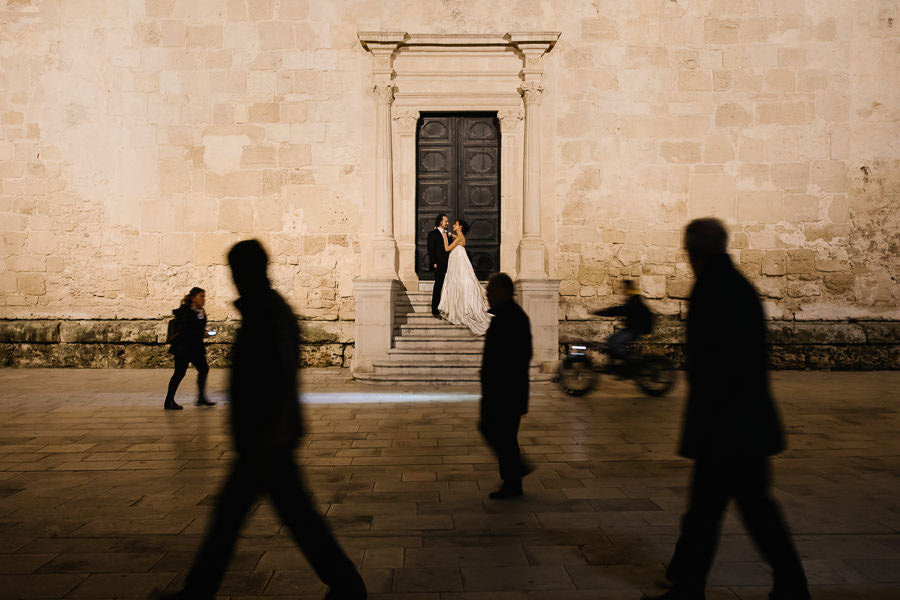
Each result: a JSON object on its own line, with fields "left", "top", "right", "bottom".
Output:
{"left": 164, "top": 287, "right": 216, "bottom": 410}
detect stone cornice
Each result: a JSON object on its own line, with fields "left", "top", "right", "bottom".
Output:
{"left": 358, "top": 31, "right": 561, "bottom": 50}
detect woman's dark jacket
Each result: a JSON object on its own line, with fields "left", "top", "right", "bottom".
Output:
{"left": 480, "top": 300, "right": 533, "bottom": 418}
{"left": 229, "top": 288, "right": 302, "bottom": 454}
{"left": 169, "top": 305, "right": 207, "bottom": 357}
{"left": 679, "top": 253, "right": 785, "bottom": 459}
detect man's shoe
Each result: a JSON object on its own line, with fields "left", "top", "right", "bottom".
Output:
{"left": 488, "top": 485, "right": 523, "bottom": 500}
{"left": 195, "top": 397, "right": 216, "bottom": 407}
{"left": 431, "top": 309, "right": 440, "bottom": 317}
{"left": 163, "top": 400, "right": 183, "bottom": 410}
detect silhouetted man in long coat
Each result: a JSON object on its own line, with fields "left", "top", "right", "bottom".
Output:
{"left": 479, "top": 273, "right": 533, "bottom": 499}
{"left": 643, "top": 219, "right": 809, "bottom": 600}
{"left": 158, "top": 240, "right": 365, "bottom": 600}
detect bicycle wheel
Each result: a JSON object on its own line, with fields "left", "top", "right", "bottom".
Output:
{"left": 558, "top": 355, "right": 597, "bottom": 396}
{"left": 635, "top": 357, "right": 676, "bottom": 397}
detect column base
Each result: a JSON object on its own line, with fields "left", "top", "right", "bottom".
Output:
{"left": 352, "top": 278, "right": 399, "bottom": 374}
{"left": 515, "top": 278, "right": 561, "bottom": 373}
{"left": 370, "top": 237, "right": 399, "bottom": 279}
{"left": 517, "top": 237, "right": 547, "bottom": 279}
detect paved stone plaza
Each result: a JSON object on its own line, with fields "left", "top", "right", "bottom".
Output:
{"left": 0, "top": 368, "right": 897, "bottom": 600}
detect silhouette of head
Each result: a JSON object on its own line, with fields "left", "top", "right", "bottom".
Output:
{"left": 622, "top": 279, "right": 639, "bottom": 296}
{"left": 434, "top": 213, "right": 448, "bottom": 229}
{"left": 684, "top": 218, "right": 728, "bottom": 276}
{"left": 228, "top": 239, "right": 270, "bottom": 297}
{"left": 486, "top": 272, "right": 514, "bottom": 311}
{"left": 454, "top": 219, "right": 470, "bottom": 236}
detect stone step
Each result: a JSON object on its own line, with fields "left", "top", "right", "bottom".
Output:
{"left": 416, "top": 280, "right": 487, "bottom": 293}
{"left": 355, "top": 371, "right": 481, "bottom": 383}
{"left": 394, "top": 313, "right": 466, "bottom": 325}
{"left": 393, "top": 336, "right": 485, "bottom": 352}
{"left": 386, "top": 348, "right": 482, "bottom": 363}
{"left": 397, "top": 323, "right": 481, "bottom": 338}
{"left": 357, "top": 364, "right": 552, "bottom": 383}
{"left": 370, "top": 362, "right": 481, "bottom": 377}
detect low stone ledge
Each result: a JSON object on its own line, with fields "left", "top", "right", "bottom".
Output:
{"left": 767, "top": 321, "right": 867, "bottom": 345}
{"left": 0, "top": 320, "right": 60, "bottom": 343}
{"left": 0, "top": 319, "right": 895, "bottom": 370}
{"left": 862, "top": 321, "right": 900, "bottom": 344}
{"left": 59, "top": 320, "right": 160, "bottom": 344}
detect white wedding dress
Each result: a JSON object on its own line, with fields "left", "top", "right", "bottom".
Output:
{"left": 438, "top": 245, "right": 492, "bottom": 336}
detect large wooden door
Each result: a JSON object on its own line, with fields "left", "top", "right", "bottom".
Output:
{"left": 416, "top": 113, "right": 500, "bottom": 281}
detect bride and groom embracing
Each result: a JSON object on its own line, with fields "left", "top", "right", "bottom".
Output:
{"left": 427, "top": 213, "right": 492, "bottom": 336}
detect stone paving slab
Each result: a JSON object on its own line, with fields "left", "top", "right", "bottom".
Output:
{"left": 0, "top": 369, "right": 898, "bottom": 599}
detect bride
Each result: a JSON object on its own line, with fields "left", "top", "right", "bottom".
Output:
{"left": 438, "top": 219, "right": 492, "bottom": 335}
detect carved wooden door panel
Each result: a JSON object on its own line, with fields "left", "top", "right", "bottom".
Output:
{"left": 416, "top": 113, "right": 500, "bottom": 281}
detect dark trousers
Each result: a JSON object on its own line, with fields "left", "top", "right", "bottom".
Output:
{"left": 431, "top": 266, "right": 446, "bottom": 313}
{"left": 165, "top": 351, "right": 209, "bottom": 403}
{"left": 182, "top": 449, "right": 364, "bottom": 599}
{"left": 666, "top": 457, "right": 809, "bottom": 596}
{"left": 480, "top": 413, "right": 524, "bottom": 487}
{"left": 607, "top": 328, "right": 640, "bottom": 362}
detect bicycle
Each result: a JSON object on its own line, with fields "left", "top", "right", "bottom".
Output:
{"left": 558, "top": 340, "right": 677, "bottom": 397}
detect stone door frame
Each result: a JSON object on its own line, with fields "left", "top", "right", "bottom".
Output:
{"left": 354, "top": 32, "right": 562, "bottom": 375}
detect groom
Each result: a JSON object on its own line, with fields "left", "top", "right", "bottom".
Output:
{"left": 427, "top": 213, "right": 452, "bottom": 317}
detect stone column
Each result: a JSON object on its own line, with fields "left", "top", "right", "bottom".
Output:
{"left": 498, "top": 108, "right": 524, "bottom": 278}
{"left": 510, "top": 35, "right": 561, "bottom": 374}
{"left": 393, "top": 109, "right": 420, "bottom": 289}
{"left": 371, "top": 81, "right": 398, "bottom": 279}
{"left": 518, "top": 79, "right": 546, "bottom": 279}
{"left": 354, "top": 33, "right": 405, "bottom": 376}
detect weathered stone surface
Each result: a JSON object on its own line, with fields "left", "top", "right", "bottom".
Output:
{"left": 767, "top": 321, "right": 866, "bottom": 345}
{"left": 59, "top": 320, "right": 159, "bottom": 343}
{"left": 863, "top": 322, "right": 900, "bottom": 344}
{"left": 0, "top": 320, "right": 59, "bottom": 343}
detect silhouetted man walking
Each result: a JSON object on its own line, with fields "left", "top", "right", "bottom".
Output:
{"left": 157, "top": 240, "right": 366, "bottom": 600}
{"left": 480, "top": 273, "right": 533, "bottom": 499}
{"left": 643, "top": 219, "right": 809, "bottom": 600}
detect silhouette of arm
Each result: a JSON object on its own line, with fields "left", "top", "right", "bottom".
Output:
{"left": 593, "top": 304, "right": 626, "bottom": 317}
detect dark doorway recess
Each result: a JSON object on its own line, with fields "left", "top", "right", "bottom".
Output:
{"left": 415, "top": 112, "right": 501, "bottom": 281}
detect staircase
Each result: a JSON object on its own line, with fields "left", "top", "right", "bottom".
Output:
{"left": 354, "top": 282, "right": 550, "bottom": 383}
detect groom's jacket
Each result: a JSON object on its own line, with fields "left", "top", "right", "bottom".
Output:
{"left": 427, "top": 228, "right": 449, "bottom": 271}
{"left": 480, "top": 300, "right": 532, "bottom": 417}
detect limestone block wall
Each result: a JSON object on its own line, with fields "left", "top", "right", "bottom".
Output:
{"left": 0, "top": 0, "right": 897, "bottom": 368}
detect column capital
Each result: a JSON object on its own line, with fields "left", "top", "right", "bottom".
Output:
{"left": 373, "top": 82, "right": 395, "bottom": 105}
{"left": 392, "top": 109, "right": 419, "bottom": 134}
{"left": 498, "top": 108, "right": 524, "bottom": 133}
{"left": 520, "top": 81, "right": 544, "bottom": 106}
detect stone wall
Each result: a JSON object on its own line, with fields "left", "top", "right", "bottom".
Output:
{"left": 0, "top": 1, "right": 897, "bottom": 369}
{"left": 0, "top": 318, "right": 352, "bottom": 367}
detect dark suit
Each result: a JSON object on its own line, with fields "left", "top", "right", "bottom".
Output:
{"left": 178, "top": 288, "right": 365, "bottom": 600}
{"left": 165, "top": 305, "right": 209, "bottom": 403}
{"left": 666, "top": 253, "right": 808, "bottom": 598}
{"left": 479, "top": 300, "right": 532, "bottom": 486}
{"left": 427, "top": 228, "right": 450, "bottom": 313}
